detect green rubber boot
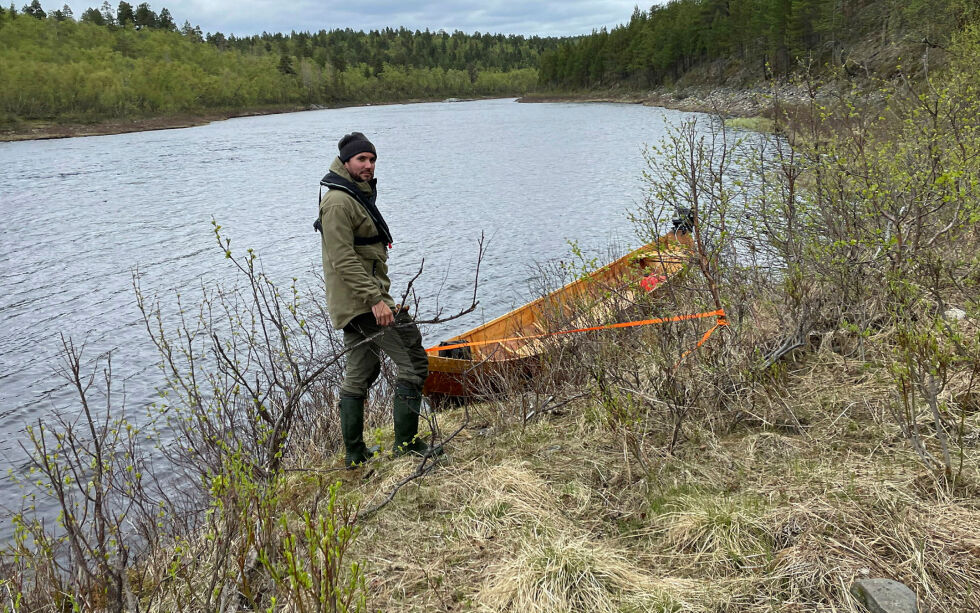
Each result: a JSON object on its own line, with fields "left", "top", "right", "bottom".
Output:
{"left": 339, "top": 395, "right": 379, "bottom": 469}
{"left": 392, "top": 383, "right": 442, "bottom": 458}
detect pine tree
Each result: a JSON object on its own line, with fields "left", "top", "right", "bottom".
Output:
{"left": 134, "top": 2, "right": 156, "bottom": 29}
{"left": 278, "top": 53, "right": 296, "bottom": 75}
{"left": 180, "top": 19, "right": 201, "bottom": 41}
{"left": 158, "top": 7, "right": 175, "bottom": 31}
{"left": 51, "top": 4, "right": 73, "bottom": 20}
{"left": 100, "top": 1, "right": 114, "bottom": 25}
{"left": 116, "top": 1, "right": 134, "bottom": 26}
{"left": 81, "top": 7, "right": 106, "bottom": 25}
{"left": 22, "top": 0, "right": 45, "bottom": 19}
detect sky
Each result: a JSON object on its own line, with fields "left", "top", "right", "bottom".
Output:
{"left": 58, "top": 1, "right": 649, "bottom": 38}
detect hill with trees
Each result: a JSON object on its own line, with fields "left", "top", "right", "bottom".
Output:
{"left": 0, "top": 2, "right": 558, "bottom": 131}
{"left": 538, "top": 0, "right": 978, "bottom": 90}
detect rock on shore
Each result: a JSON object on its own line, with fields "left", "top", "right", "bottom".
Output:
{"left": 520, "top": 83, "right": 823, "bottom": 118}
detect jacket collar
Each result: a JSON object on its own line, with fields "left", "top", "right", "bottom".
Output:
{"left": 320, "top": 157, "right": 392, "bottom": 246}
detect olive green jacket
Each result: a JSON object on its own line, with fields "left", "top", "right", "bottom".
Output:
{"left": 319, "top": 157, "right": 395, "bottom": 329}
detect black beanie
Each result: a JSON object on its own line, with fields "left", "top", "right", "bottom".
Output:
{"left": 338, "top": 132, "right": 376, "bottom": 163}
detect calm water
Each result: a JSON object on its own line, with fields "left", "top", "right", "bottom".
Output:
{"left": 0, "top": 98, "right": 708, "bottom": 527}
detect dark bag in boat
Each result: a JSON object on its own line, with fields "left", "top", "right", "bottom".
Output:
{"left": 438, "top": 340, "right": 472, "bottom": 361}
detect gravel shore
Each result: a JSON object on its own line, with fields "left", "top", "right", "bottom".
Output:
{"left": 519, "top": 83, "right": 821, "bottom": 118}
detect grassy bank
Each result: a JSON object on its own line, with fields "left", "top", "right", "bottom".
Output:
{"left": 332, "top": 354, "right": 980, "bottom": 611}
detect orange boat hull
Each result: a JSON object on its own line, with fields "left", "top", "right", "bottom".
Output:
{"left": 422, "top": 229, "right": 693, "bottom": 399}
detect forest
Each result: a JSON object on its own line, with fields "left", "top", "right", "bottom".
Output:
{"left": 538, "top": 0, "right": 978, "bottom": 89}
{"left": 4, "top": 0, "right": 980, "bottom": 127}
{"left": 0, "top": 2, "right": 556, "bottom": 125}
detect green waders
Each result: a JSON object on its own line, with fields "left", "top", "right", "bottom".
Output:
{"left": 339, "top": 395, "right": 379, "bottom": 468}
{"left": 340, "top": 310, "right": 441, "bottom": 462}
{"left": 392, "top": 383, "right": 441, "bottom": 457}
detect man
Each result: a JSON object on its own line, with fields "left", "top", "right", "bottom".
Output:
{"left": 317, "top": 131, "right": 436, "bottom": 468}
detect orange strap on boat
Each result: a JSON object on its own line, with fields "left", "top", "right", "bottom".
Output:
{"left": 675, "top": 311, "right": 728, "bottom": 365}
{"left": 425, "top": 309, "right": 727, "bottom": 354}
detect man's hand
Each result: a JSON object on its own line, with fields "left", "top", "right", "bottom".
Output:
{"left": 372, "top": 300, "right": 394, "bottom": 326}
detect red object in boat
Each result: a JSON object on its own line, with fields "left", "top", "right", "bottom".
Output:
{"left": 640, "top": 273, "right": 667, "bottom": 292}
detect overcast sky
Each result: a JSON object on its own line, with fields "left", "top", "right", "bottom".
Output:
{"left": 59, "top": 1, "right": 649, "bottom": 38}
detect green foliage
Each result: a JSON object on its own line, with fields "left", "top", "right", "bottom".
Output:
{"left": 277, "top": 53, "right": 295, "bottom": 75}
{"left": 0, "top": 340, "right": 149, "bottom": 611}
{"left": 157, "top": 6, "right": 173, "bottom": 30}
{"left": 891, "top": 300, "right": 977, "bottom": 485}
{"left": 617, "top": 18, "right": 980, "bottom": 490}
{"left": 260, "top": 481, "right": 368, "bottom": 613}
{"left": 138, "top": 448, "right": 368, "bottom": 610}
{"left": 79, "top": 6, "right": 104, "bottom": 25}
{"left": 133, "top": 2, "right": 156, "bottom": 29}
{"left": 1, "top": 232, "right": 365, "bottom": 610}
{"left": 0, "top": 7, "right": 559, "bottom": 124}
{"left": 735, "top": 29, "right": 980, "bottom": 483}
{"left": 115, "top": 0, "right": 132, "bottom": 26}
{"left": 538, "top": 0, "right": 977, "bottom": 89}
{"left": 21, "top": 0, "right": 43, "bottom": 19}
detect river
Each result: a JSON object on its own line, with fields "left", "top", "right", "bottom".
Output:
{"left": 0, "top": 98, "right": 710, "bottom": 532}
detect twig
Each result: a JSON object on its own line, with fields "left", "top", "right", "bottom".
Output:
{"left": 525, "top": 392, "right": 588, "bottom": 422}
{"left": 356, "top": 461, "right": 438, "bottom": 521}
{"left": 404, "top": 232, "right": 486, "bottom": 326}
{"left": 357, "top": 407, "right": 470, "bottom": 520}
{"left": 759, "top": 326, "right": 806, "bottom": 371}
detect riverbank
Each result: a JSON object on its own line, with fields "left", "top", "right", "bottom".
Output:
{"left": 519, "top": 83, "right": 822, "bottom": 119}
{"left": 0, "top": 106, "right": 301, "bottom": 142}
{"left": 2, "top": 84, "right": 807, "bottom": 143}
{"left": 360, "top": 75, "right": 977, "bottom": 612}
{"left": 331, "top": 357, "right": 980, "bottom": 612}
{"left": 0, "top": 97, "right": 500, "bottom": 142}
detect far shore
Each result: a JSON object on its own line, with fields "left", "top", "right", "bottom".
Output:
{"left": 0, "top": 96, "right": 504, "bottom": 143}
{"left": 0, "top": 106, "right": 303, "bottom": 142}
{"left": 1, "top": 88, "right": 803, "bottom": 143}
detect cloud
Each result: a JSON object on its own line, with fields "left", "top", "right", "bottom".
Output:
{"left": 63, "top": 0, "right": 642, "bottom": 37}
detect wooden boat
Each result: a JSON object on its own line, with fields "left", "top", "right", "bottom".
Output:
{"left": 422, "top": 218, "right": 694, "bottom": 400}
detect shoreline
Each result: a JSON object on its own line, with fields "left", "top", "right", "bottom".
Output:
{"left": 518, "top": 83, "right": 818, "bottom": 119}
{"left": 0, "top": 97, "right": 497, "bottom": 143}
{"left": 1, "top": 87, "right": 815, "bottom": 143}
{"left": 0, "top": 106, "right": 310, "bottom": 142}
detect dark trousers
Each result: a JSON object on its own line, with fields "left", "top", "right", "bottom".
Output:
{"left": 340, "top": 310, "right": 429, "bottom": 398}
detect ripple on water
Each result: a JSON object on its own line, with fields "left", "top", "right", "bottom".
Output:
{"left": 0, "top": 99, "right": 716, "bottom": 539}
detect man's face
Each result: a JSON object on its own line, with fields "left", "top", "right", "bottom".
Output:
{"left": 344, "top": 152, "right": 376, "bottom": 182}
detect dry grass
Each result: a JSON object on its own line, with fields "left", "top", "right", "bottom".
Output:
{"left": 297, "top": 339, "right": 980, "bottom": 613}
{"left": 476, "top": 534, "right": 691, "bottom": 613}
{"left": 100, "top": 320, "right": 978, "bottom": 613}
{"left": 651, "top": 491, "right": 773, "bottom": 573}
{"left": 120, "top": 285, "right": 979, "bottom": 612}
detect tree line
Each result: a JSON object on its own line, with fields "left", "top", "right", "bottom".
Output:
{"left": 538, "top": 0, "right": 979, "bottom": 89}
{"left": 0, "top": 2, "right": 559, "bottom": 124}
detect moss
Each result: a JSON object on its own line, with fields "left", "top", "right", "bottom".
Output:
{"left": 724, "top": 116, "right": 776, "bottom": 132}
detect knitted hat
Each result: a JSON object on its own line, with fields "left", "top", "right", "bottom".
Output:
{"left": 338, "top": 132, "right": 377, "bottom": 162}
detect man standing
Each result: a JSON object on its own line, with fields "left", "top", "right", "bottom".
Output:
{"left": 317, "top": 131, "right": 435, "bottom": 468}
